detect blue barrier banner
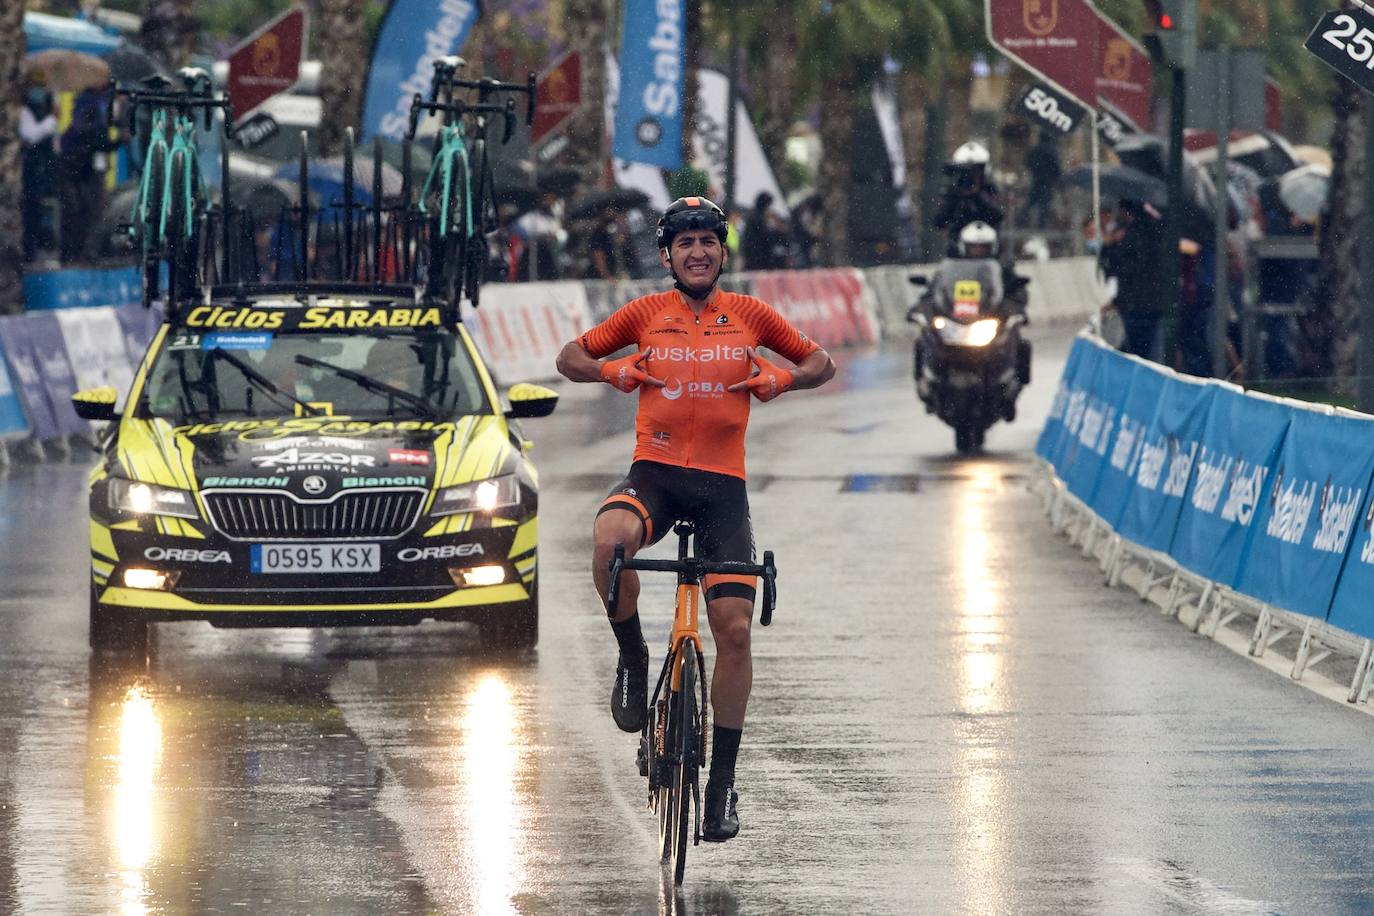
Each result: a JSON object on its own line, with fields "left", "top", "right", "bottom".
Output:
{"left": 1115, "top": 375, "right": 1214, "bottom": 553}
{"left": 1168, "top": 388, "right": 1291, "bottom": 586}
{"left": 1327, "top": 476, "right": 1374, "bottom": 639}
{"left": 22, "top": 266, "right": 140, "bottom": 311}
{"left": 360, "top": 0, "right": 482, "bottom": 141}
{"left": 613, "top": 0, "right": 685, "bottom": 169}
{"left": 0, "top": 350, "right": 29, "bottom": 438}
{"left": 1237, "top": 409, "right": 1374, "bottom": 621}
{"left": 1085, "top": 357, "right": 1171, "bottom": 529}
{"left": 1036, "top": 336, "right": 1100, "bottom": 474}
{"left": 0, "top": 317, "right": 59, "bottom": 440}
{"left": 26, "top": 313, "right": 88, "bottom": 437}
{"left": 1060, "top": 343, "right": 1134, "bottom": 502}
{"left": 115, "top": 305, "right": 163, "bottom": 366}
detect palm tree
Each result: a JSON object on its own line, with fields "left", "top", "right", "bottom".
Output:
{"left": 316, "top": 0, "right": 369, "bottom": 157}
{"left": 562, "top": 0, "right": 610, "bottom": 195}
{"left": 1313, "top": 75, "right": 1361, "bottom": 385}
{"left": 141, "top": 0, "right": 198, "bottom": 71}
{"left": 0, "top": 0, "right": 25, "bottom": 314}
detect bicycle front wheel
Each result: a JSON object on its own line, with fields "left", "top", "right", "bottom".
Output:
{"left": 667, "top": 640, "right": 701, "bottom": 885}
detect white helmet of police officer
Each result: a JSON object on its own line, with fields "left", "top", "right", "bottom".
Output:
{"left": 951, "top": 141, "right": 991, "bottom": 166}
{"left": 957, "top": 221, "right": 999, "bottom": 257}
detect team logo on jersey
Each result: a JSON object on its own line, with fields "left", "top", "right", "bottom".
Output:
{"left": 715, "top": 314, "right": 730, "bottom": 325}
{"left": 662, "top": 378, "right": 684, "bottom": 401}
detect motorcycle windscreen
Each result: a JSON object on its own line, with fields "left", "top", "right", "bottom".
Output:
{"left": 934, "top": 259, "right": 1003, "bottom": 321}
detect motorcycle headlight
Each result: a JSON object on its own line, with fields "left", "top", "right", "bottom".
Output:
{"left": 431, "top": 474, "right": 520, "bottom": 516}
{"left": 108, "top": 477, "right": 200, "bottom": 519}
{"left": 935, "top": 317, "right": 1000, "bottom": 348}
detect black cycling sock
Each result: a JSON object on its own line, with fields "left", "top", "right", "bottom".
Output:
{"left": 610, "top": 613, "right": 646, "bottom": 660}
{"left": 709, "top": 725, "right": 742, "bottom": 788}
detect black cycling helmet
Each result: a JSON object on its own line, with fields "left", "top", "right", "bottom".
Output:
{"left": 656, "top": 196, "right": 728, "bottom": 251}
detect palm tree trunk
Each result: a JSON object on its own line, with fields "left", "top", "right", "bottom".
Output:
{"left": 0, "top": 0, "right": 25, "bottom": 314}
{"left": 1312, "top": 72, "right": 1362, "bottom": 385}
{"left": 140, "top": 0, "right": 198, "bottom": 71}
{"left": 563, "top": 0, "right": 609, "bottom": 193}
{"left": 751, "top": 2, "right": 800, "bottom": 181}
{"left": 817, "top": 77, "right": 856, "bottom": 266}
{"left": 682, "top": 0, "right": 702, "bottom": 169}
{"left": 316, "top": 0, "right": 369, "bottom": 157}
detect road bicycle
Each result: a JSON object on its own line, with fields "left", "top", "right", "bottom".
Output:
{"left": 406, "top": 58, "right": 535, "bottom": 307}
{"left": 605, "top": 520, "right": 777, "bottom": 886}
{"left": 114, "top": 70, "right": 233, "bottom": 309}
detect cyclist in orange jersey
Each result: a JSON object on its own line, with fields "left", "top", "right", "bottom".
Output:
{"left": 556, "top": 196, "right": 835, "bottom": 841}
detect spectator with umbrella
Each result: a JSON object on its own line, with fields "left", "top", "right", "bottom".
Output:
{"left": 19, "top": 69, "right": 60, "bottom": 265}
{"left": 1098, "top": 198, "right": 1167, "bottom": 360}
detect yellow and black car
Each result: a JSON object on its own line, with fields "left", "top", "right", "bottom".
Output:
{"left": 74, "top": 290, "right": 557, "bottom": 654}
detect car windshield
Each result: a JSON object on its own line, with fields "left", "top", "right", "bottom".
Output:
{"left": 139, "top": 327, "right": 489, "bottom": 423}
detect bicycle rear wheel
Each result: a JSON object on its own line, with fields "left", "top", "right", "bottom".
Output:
{"left": 666, "top": 640, "right": 700, "bottom": 885}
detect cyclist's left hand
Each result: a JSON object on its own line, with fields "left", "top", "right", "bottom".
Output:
{"left": 728, "top": 348, "right": 794, "bottom": 402}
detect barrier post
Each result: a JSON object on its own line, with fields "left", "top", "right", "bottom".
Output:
{"left": 1348, "top": 640, "right": 1373, "bottom": 703}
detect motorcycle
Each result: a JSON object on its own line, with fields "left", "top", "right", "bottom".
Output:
{"left": 907, "top": 258, "right": 1031, "bottom": 454}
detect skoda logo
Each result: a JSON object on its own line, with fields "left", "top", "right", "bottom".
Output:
{"left": 302, "top": 475, "right": 327, "bottom": 495}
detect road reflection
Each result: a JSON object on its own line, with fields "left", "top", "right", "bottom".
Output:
{"left": 458, "top": 673, "right": 527, "bottom": 915}
{"left": 952, "top": 462, "right": 1010, "bottom": 909}
{"left": 112, "top": 685, "right": 162, "bottom": 916}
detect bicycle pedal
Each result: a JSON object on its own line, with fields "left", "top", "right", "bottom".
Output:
{"left": 636, "top": 738, "right": 649, "bottom": 778}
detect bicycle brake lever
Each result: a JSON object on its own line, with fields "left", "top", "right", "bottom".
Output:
{"left": 606, "top": 544, "right": 626, "bottom": 619}
{"left": 407, "top": 94, "right": 422, "bottom": 140}
{"left": 502, "top": 99, "right": 516, "bottom": 144}
{"left": 526, "top": 72, "right": 537, "bottom": 125}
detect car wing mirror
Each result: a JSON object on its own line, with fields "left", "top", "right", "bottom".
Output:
{"left": 505, "top": 382, "right": 559, "bottom": 419}
{"left": 72, "top": 386, "right": 119, "bottom": 422}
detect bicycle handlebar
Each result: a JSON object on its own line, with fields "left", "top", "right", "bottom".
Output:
{"left": 111, "top": 80, "right": 234, "bottom": 136}
{"left": 606, "top": 546, "right": 778, "bottom": 626}
{"left": 406, "top": 95, "right": 519, "bottom": 143}
{"left": 427, "top": 59, "right": 537, "bottom": 126}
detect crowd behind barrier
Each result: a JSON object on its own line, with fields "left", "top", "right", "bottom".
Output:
{"left": 0, "top": 258, "right": 1101, "bottom": 457}
{"left": 1037, "top": 332, "right": 1374, "bottom": 700}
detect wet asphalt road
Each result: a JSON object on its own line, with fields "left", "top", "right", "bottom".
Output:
{"left": 4, "top": 331, "right": 1374, "bottom": 915}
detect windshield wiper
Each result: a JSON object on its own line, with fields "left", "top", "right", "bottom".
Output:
{"left": 210, "top": 348, "right": 323, "bottom": 416}
{"left": 292, "top": 354, "right": 445, "bottom": 419}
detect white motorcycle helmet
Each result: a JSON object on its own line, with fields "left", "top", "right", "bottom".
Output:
{"left": 957, "top": 221, "right": 999, "bottom": 258}
{"left": 951, "top": 141, "right": 991, "bottom": 166}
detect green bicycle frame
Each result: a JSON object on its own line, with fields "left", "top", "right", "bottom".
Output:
{"left": 417, "top": 122, "right": 473, "bottom": 238}
{"left": 131, "top": 109, "right": 169, "bottom": 240}
{"left": 160, "top": 115, "right": 201, "bottom": 241}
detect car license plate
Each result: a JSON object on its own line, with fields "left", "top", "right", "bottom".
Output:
{"left": 251, "top": 543, "right": 381, "bottom": 574}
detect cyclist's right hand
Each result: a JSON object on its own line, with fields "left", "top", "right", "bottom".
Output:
{"left": 600, "top": 348, "right": 665, "bottom": 392}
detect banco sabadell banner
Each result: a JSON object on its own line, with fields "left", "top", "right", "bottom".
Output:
{"left": 361, "top": 0, "right": 483, "bottom": 141}
{"left": 613, "top": 0, "right": 684, "bottom": 170}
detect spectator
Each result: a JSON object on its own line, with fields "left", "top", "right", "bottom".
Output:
{"left": 1024, "top": 131, "right": 1061, "bottom": 231}
{"left": 587, "top": 210, "right": 631, "bottom": 281}
{"left": 58, "top": 84, "right": 119, "bottom": 264}
{"left": 19, "top": 72, "right": 59, "bottom": 265}
{"left": 1098, "top": 199, "right": 1166, "bottom": 360}
{"left": 742, "top": 192, "right": 787, "bottom": 270}
{"left": 513, "top": 191, "right": 563, "bottom": 280}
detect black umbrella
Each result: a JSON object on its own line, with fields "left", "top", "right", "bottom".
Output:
{"left": 568, "top": 188, "right": 651, "bottom": 220}
{"left": 1060, "top": 164, "right": 1167, "bottom": 209}
{"left": 536, "top": 165, "right": 582, "bottom": 195}
{"left": 106, "top": 42, "right": 169, "bottom": 86}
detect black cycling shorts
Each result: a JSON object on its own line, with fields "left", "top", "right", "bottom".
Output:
{"left": 598, "top": 460, "right": 757, "bottom": 603}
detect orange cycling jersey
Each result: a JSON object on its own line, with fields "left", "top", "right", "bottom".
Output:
{"left": 580, "top": 288, "right": 819, "bottom": 479}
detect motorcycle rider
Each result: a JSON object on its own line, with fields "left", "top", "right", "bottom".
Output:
{"left": 932, "top": 141, "right": 1004, "bottom": 256}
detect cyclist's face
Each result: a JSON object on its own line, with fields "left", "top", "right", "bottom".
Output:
{"left": 661, "top": 229, "right": 725, "bottom": 292}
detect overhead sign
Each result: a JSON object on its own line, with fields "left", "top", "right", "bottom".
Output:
{"left": 1095, "top": 12, "right": 1152, "bottom": 131}
{"left": 234, "top": 112, "right": 280, "bottom": 150}
{"left": 1304, "top": 7, "right": 1374, "bottom": 97}
{"left": 613, "top": 0, "right": 684, "bottom": 170}
{"left": 986, "top": 0, "right": 1099, "bottom": 108}
{"left": 361, "top": 0, "right": 483, "bottom": 141}
{"left": 1014, "top": 81, "right": 1087, "bottom": 134}
{"left": 531, "top": 51, "right": 582, "bottom": 146}
{"left": 228, "top": 7, "right": 306, "bottom": 124}
{"left": 1096, "top": 106, "right": 1135, "bottom": 148}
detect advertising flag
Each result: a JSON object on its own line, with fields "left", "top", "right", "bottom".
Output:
{"left": 613, "top": 0, "right": 684, "bottom": 170}
{"left": 986, "top": 0, "right": 1099, "bottom": 108}
{"left": 361, "top": 0, "right": 483, "bottom": 141}
{"left": 1095, "top": 12, "right": 1153, "bottom": 130}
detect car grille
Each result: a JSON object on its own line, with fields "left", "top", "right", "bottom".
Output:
{"left": 203, "top": 489, "right": 425, "bottom": 541}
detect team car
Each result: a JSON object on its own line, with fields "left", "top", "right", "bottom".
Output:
{"left": 75, "top": 291, "right": 557, "bottom": 654}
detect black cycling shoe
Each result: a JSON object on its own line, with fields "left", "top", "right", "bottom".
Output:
{"left": 611, "top": 645, "right": 649, "bottom": 733}
{"left": 702, "top": 783, "right": 740, "bottom": 842}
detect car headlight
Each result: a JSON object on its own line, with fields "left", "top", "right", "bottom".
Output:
{"left": 935, "top": 316, "right": 1000, "bottom": 348}
{"left": 431, "top": 474, "right": 521, "bottom": 516}
{"left": 108, "top": 477, "right": 200, "bottom": 519}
